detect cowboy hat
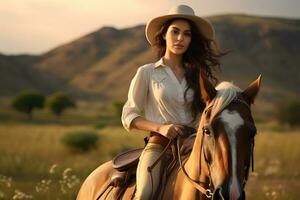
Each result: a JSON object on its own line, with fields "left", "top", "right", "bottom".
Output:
{"left": 145, "top": 5, "right": 215, "bottom": 45}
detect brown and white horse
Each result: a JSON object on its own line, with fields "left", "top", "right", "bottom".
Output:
{"left": 77, "top": 74, "right": 261, "bottom": 200}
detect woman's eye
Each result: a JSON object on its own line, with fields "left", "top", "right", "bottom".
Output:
{"left": 184, "top": 32, "right": 191, "bottom": 37}
{"left": 172, "top": 30, "right": 179, "bottom": 34}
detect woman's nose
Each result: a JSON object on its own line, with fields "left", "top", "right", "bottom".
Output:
{"left": 177, "top": 33, "right": 184, "bottom": 41}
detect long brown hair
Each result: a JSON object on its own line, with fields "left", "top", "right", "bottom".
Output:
{"left": 153, "top": 18, "right": 230, "bottom": 121}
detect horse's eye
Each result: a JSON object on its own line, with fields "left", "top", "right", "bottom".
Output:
{"left": 203, "top": 127, "right": 211, "bottom": 135}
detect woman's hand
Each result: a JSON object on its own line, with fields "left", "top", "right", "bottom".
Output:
{"left": 158, "top": 124, "right": 185, "bottom": 140}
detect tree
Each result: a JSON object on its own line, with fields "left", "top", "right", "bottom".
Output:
{"left": 46, "top": 92, "right": 76, "bottom": 116}
{"left": 12, "top": 91, "right": 45, "bottom": 119}
{"left": 277, "top": 99, "right": 300, "bottom": 127}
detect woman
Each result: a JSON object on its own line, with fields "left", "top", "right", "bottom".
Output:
{"left": 121, "top": 4, "right": 227, "bottom": 200}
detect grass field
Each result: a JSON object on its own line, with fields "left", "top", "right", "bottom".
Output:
{"left": 0, "top": 123, "right": 299, "bottom": 200}
{"left": 0, "top": 123, "right": 147, "bottom": 200}
{"left": 0, "top": 98, "right": 299, "bottom": 199}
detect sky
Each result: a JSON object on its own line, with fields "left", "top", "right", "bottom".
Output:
{"left": 1, "top": 0, "right": 299, "bottom": 55}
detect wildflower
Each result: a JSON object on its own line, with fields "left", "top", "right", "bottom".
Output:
{"left": 49, "top": 164, "right": 58, "bottom": 175}
{"left": 12, "top": 190, "right": 33, "bottom": 199}
{"left": 0, "top": 174, "right": 12, "bottom": 188}
{"left": 62, "top": 168, "right": 72, "bottom": 179}
{"left": 35, "top": 179, "right": 51, "bottom": 193}
{"left": 59, "top": 167, "right": 80, "bottom": 193}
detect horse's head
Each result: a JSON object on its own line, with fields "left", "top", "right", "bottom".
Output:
{"left": 198, "top": 73, "right": 261, "bottom": 200}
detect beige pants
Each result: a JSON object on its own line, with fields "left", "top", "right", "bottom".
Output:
{"left": 133, "top": 143, "right": 168, "bottom": 200}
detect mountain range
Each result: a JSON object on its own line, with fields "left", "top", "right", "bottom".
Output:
{"left": 1, "top": 14, "right": 299, "bottom": 116}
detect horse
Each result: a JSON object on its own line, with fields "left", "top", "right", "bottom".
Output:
{"left": 77, "top": 73, "right": 262, "bottom": 200}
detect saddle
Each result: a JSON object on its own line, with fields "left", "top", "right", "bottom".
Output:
{"left": 95, "top": 148, "right": 143, "bottom": 200}
{"left": 112, "top": 148, "right": 144, "bottom": 172}
{"left": 111, "top": 148, "right": 143, "bottom": 188}
{"left": 96, "top": 128, "right": 196, "bottom": 200}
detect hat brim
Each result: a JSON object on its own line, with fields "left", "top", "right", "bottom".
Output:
{"left": 145, "top": 14, "right": 215, "bottom": 45}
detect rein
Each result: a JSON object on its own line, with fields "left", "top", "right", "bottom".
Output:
{"left": 147, "top": 134, "right": 214, "bottom": 199}
{"left": 176, "top": 133, "right": 213, "bottom": 198}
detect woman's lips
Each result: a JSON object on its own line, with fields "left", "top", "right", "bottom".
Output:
{"left": 174, "top": 44, "right": 184, "bottom": 49}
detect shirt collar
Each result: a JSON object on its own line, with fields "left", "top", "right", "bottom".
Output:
{"left": 154, "top": 57, "right": 190, "bottom": 69}
{"left": 154, "top": 57, "right": 167, "bottom": 68}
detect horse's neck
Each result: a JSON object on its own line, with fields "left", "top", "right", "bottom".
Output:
{"left": 185, "top": 133, "right": 203, "bottom": 178}
{"left": 175, "top": 133, "right": 208, "bottom": 199}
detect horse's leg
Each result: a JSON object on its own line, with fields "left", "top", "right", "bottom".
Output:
{"left": 77, "top": 161, "right": 113, "bottom": 200}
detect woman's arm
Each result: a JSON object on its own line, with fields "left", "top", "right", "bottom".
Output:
{"left": 122, "top": 65, "right": 185, "bottom": 140}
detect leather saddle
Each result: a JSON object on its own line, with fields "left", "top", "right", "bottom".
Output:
{"left": 97, "top": 128, "right": 196, "bottom": 200}
{"left": 95, "top": 148, "right": 143, "bottom": 200}
{"left": 109, "top": 148, "right": 143, "bottom": 189}
{"left": 112, "top": 148, "right": 143, "bottom": 172}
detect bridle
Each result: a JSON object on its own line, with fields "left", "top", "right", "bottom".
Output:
{"left": 177, "top": 95, "right": 256, "bottom": 199}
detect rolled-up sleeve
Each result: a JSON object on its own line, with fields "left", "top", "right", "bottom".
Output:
{"left": 121, "top": 66, "right": 149, "bottom": 131}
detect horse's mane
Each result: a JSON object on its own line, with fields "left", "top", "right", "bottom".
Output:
{"left": 208, "top": 81, "right": 242, "bottom": 123}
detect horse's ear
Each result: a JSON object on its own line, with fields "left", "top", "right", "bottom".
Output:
{"left": 242, "top": 74, "right": 262, "bottom": 105}
{"left": 199, "top": 71, "right": 217, "bottom": 105}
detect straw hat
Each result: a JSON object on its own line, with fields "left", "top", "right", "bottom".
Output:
{"left": 145, "top": 5, "right": 215, "bottom": 45}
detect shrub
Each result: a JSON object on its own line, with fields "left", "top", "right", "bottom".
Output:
{"left": 12, "top": 91, "right": 45, "bottom": 119}
{"left": 94, "top": 121, "right": 107, "bottom": 129}
{"left": 61, "top": 131, "right": 98, "bottom": 152}
{"left": 277, "top": 99, "right": 300, "bottom": 127}
{"left": 46, "top": 92, "right": 76, "bottom": 116}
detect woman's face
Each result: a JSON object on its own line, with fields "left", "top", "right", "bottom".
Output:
{"left": 163, "top": 19, "right": 192, "bottom": 55}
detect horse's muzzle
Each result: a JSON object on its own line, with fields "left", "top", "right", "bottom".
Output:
{"left": 212, "top": 187, "right": 246, "bottom": 200}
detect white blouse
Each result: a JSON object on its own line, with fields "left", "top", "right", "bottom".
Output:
{"left": 121, "top": 57, "right": 200, "bottom": 132}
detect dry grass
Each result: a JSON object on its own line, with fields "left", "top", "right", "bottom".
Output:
{"left": 0, "top": 122, "right": 299, "bottom": 199}
{"left": 245, "top": 125, "right": 300, "bottom": 199}
{"left": 0, "top": 123, "right": 146, "bottom": 199}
